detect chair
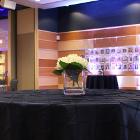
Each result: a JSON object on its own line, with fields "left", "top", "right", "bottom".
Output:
{"left": 10, "top": 79, "right": 18, "bottom": 91}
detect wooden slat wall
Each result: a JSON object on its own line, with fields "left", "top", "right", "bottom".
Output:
{"left": 37, "top": 25, "right": 140, "bottom": 90}
{"left": 58, "top": 24, "right": 140, "bottom": 90}
{"left": 38, "top": 30, "right": 58, "bottom": 89}
{"left": 59, "top": 25, "right": 138, "bottom": 41}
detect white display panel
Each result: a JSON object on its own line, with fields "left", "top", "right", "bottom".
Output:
{"left": 85, "top": 46, "right": 140, "bottom": 75}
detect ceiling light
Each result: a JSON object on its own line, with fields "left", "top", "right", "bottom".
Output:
{"left": 42, "top": 0, "right": 98, "bottom": 9}
{"left": 65, "top": 0, "right": 98, "bottom": 6}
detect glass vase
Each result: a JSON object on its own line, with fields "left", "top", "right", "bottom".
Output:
{"left": 63, "top": 69, "right": 86, "bottom": 95}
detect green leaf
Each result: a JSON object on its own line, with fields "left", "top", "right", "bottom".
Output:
{"left": 59, "top": 61, "right": 68, "bottom": 69}
{"left": 53, "top": 69, "right": 63, "bottom": 75}
{"left": 68, "top": 62, "right": 83, "bottom": 70}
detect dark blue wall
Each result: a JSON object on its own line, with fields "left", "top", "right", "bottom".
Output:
{"left": 38, "top": 8, "right": 58, "bottom": 32}
{"left": 38, "top": 0, "right": 140, "bottom": 32}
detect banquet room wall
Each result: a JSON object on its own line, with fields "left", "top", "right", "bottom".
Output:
{"left": 37, "top": 9, "right": 58, "bottom": 89}
{"left": 7, "top": 0, "right": 140, "bottom": 90}
{"left": 58, "top": 25, "right": 140, "bottom": 89}
{"left": 38, "top": 0, "right": 140, "bottom": 90}
{"left": 57, "top": 0, "right": 140, "bottom": 32}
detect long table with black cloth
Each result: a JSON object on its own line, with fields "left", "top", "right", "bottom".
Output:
{"left": 0, "top": 89, "right": 140, "bottom": 140}
{"left": 86, "top": 75, "right": 119, "bottom": 89}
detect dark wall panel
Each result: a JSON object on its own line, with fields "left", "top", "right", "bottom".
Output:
{"left": 38, "top": 0, "right": 140, "bottom": 32}
{"left": 0, "top": 8, "right": 8, "bottom": 19}
{"left": 38, "top": 8, "right": 58, "bottom": 32}
{"left": 58, "top": 0, "right": 140, "bottom": 32}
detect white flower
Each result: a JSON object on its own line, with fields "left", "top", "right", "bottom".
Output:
{"left": 56, "top": 54, "right": 88, "bottom": 69}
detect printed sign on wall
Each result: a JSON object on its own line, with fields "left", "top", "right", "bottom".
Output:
{"left": 85, "top": 46, "right": 140, "bottom": 74}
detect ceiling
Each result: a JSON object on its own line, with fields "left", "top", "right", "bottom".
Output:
{"left": 12, "top": 0, "right": 98, "bottom": 9}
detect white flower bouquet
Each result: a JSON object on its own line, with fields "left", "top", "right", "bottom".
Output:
{"left": 53, "top": 54, "right": 88, "bottom": 75}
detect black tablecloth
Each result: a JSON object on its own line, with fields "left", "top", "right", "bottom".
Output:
{"left": 86, "top": 75, "right": 119, "bottom": 89}
{"left": 0, "top": 89, "right": 139, "bottom": 140}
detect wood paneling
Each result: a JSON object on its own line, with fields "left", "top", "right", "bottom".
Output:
{"left": 59, "top": 31, "right": 93, "bottom": 41}
{"left": 119, "top": 87, "right": 137, "bottom": 90}
{"left": 58, "top": 76, "right": 63, "bottom": 85}
{"left": 117, "top": 76, "right": 138, "bottom": 88}
{"left": 136, "top": 25, "right": 140, "bottom": 34}
{"left": 59, "top": 50, "right": 85, "bottom": 57}
{"left": 94, "top": 38, "right": 117, "bottom": 48}
{"left": 115, "top": 26, "right": 137, "bottom": 36}
{"left": 94, "top": 26, "right": 137, "bottom": 38}
{"left": 39, "top": 85, "right": 58, "bottom": 89}
{"left": 38, "top": 49, "right": 58, "bottom": 59}
{"left": 94, "top": 28, "right": 117, "bottom": 38}
{"left": 39, "top": 67, "right": 56, "bottom": 76}
{"left": 60, "top": 25, "right": 138, "bottom": 41}
{"left": 37, "top": 25, "right": 140, "bottom": 89}
{"left": 39, "top": 76, "right": 58, "bottom": 86}
{"left": 39, "top": 40, "right": 57, "bottom": 49}
{"left": 58, "top": 39, "right": 93, "bottom": 50}
{"left": 94, "top": 36, "right": 137, "bottom": 48}
{"left": 39, "top": 59, "right": 57, "bottom": 67}
{"left": 116, "top": 36, "right": 137, "bottom": 46}
{"left": 38, "top": 30, "right": 57, "bottom": 41}
{"left": 38, "top": 30, "right": 58, "bottom": 89}
{"left": 136, "top": 35, "right": 140, "bottom": 45}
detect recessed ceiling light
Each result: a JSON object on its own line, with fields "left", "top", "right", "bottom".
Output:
{"left": 65, "top": 0, "right": 98, "bottom": 6}
{"left": 35, "top": 0, "right": 40, "bottom": 2}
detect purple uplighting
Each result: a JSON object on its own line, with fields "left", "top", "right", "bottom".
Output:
{"left": 0, "top": 8, "right": 5, "bottom": 12}
{"left": 0, "top": 7, "right": 8, "bottom": 18}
